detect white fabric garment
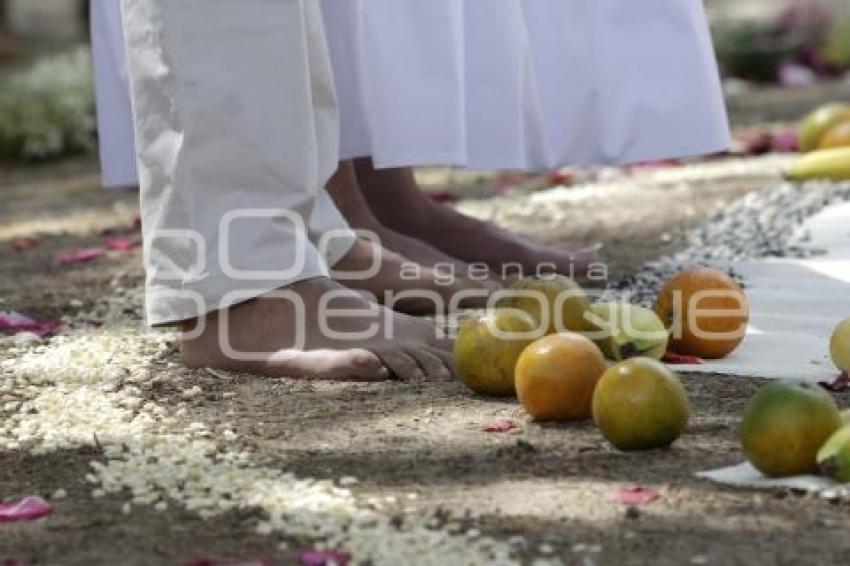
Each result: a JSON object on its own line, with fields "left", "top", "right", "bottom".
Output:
{"left": 90, "top": 1, "right": 137, "bottom": 187}
{"left": 120, "top": 0, "right": 353, "bottom": 325}
{"left": 93, "top": 0, "right": 731, "bottom": 187}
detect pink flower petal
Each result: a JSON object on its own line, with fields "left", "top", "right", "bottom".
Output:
{"left": 104, "top": 237, "right": 140, "bottom": 252}
{"left": 0, "top": 311, "right": 61, "bottom": 338}
{"left": 298, "top": 550, "right": 350, "bottom": 566}
{"left": 771, "top": 130, "right": 799, "bottom": 153}
{"left": 0, "top": 496, "right": 53, "bottom": 522}
{"left": 55, "top": 247, "right": 105, "bottom": 266}
{"left": 662, "top": 352, "right": 703, "bottom": 365}
{"left": 10, "top": 237, "right": 40, "bottom": 252}
{"left": 482, "top": 420, "right": 516, "bottom": 433}
{"left": 3, "top": 558, "right": 26, "bottom": 566}
{"left": 614, "top": 486, "right": 659, "bottom": 506}
{"left": 184, "top": 558, "right": 274, "bottom": 566}
{"left": 820, "top": 372, "right": 850, "bottom": 392}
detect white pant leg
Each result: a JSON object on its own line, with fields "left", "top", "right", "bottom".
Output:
{"left": 90, "top": 0, "right": 138, "bottom": 187}
{"left": 121, "top": 0, "right": 353, "bottom": 325}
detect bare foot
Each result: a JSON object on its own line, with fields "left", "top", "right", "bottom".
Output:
{"left": 333, "top": 236, "right": 492, "bottom": 313}
{"left": 326, "top": 162, "right": 500, "bottom": 309}
{"left": 181, "top": 277, "right": 454, "bottom": 381}
{"left": 353, "top": 159, "right": 599, "bottom": 281}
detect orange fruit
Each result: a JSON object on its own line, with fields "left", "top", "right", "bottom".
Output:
{"left": 592, "top": 357, "right": 690, "bottom": 450}
{"left": 829, "top": 316, "right": 850, "bottom": 373}
{"left": 741, "top": 381, "right": 841, "bottom": 477}
{"left": 454, "top": 308, "right": 538, "bottom": 396}
{"left": 799, "top": 103, "right": 850, "bottom": 153}
{"left": 515, "top": 333, "right": 607, "bottom": 421}
{"left": 498, "top": 275, "right": 593, "bottom": 335}
{"left": 654, "top": 267, "right": 749, "bottom": 359}
{"left": 819, "top": 120, "right": 850, "bottom": 150}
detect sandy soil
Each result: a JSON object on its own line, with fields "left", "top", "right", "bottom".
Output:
{"left": 2, "top": 156, "right": 850, "bottom": 565}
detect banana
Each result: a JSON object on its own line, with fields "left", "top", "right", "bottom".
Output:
{"left": 817, "top": 424, "right": 850, "bottom": 482}
{"left": 786, "top": 147, "right": 850, "bottom": 182}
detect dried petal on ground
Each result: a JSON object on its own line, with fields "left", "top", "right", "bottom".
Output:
{"left": 298, "top": 550, "right": 350, "bottom": 566}
{"left": 10, "top": 237, "right": 40, "bottom": 252}
{"left": 546, "top": 170, "right": 574, "bottom": 187}
{"left": 613, "top": 487, "right": 659, "bottom": 506}
{"left": 104, "top": 237, "right": 140, "bottom": 252}
{"left": 820, "top": 372, "right": 850, "bottom": 392}
{"left": 0, "top": 496, "right": 53, "bottom": 522}
{"left": 0, "top": 311, "right": 61, "bottom": 337}
{"left": 482, "top": 420, "right": 517, "bottom": 433}
{"left": 55, "top": 247, "right": 105, "bottom": 265}
{"left": 662, "top": 352, "right": 704, "bottom": 365}
{"left": 184, "top": 558, "right": 274, "bottom": 566}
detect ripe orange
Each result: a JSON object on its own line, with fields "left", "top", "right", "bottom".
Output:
{"left": 514, "top": 333, "right": 607, "bottom": 421}
{"left": 654, "top": 267, "right": 749, "bottom": 359}
{"left": 741, "top": 381, "right": 841, "bottom": 477}
{"left": 592, "top": 357, "right": 690, "bottom": 450}
{"left": 454, "top": 308, "right": 538, "bottom": 396}
{"left": 819, "top": 120, "right": 850, "bottom": 150}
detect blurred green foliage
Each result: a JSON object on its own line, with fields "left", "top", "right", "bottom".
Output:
{"left": 0, "top": 47, "right": 95, "bottom": 162}
{"left": 821, "top": 16, "right": 850, "bottom": 70}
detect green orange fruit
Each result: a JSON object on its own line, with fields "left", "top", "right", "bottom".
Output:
{"left": 829, "top": 316, "right": 850, "bottom": 373}
{"left": 592, "top": 357, "right": 690, "bottom": 450}
{"left": 454, "top": 308, "right": 538, "bottom": 396}
{"left": 498, "top": 275, "right": 592, "bottom": 335}
{"left": 740, "top": 381, "right": 841, "bottom": 477}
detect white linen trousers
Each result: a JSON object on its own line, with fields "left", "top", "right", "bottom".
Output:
{"left": 117, "top": 0, "right": 355, "bottom": 325}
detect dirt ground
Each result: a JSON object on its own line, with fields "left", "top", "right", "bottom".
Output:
{"left": 2, "top": 155, "right": 850, "bottom": 565}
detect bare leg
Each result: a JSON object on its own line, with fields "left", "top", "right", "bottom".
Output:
{"left": 353, "top": 159, "right": 597, "bottom": 279}
{"left": 181, "top": 277, "right": 454, "bottom": 381}
{"left": 326, "top": 161, "right": 472, "bottom": 272}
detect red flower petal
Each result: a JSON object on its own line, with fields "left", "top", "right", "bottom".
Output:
{"left": 55, "top": 247, "right": 105, "bottom": 265}
{"left": 614, "top": 486, "right": 659, "bottom": 506}
{"left": 820, "top": 372, "right": 850, "bottom": 392}
{"left": 104, "top": 237, "right": 140, "bottom": 252}
{"left": 3, "top": 558, "right": 26, "bottom": 566}
{"left": 546, "top": 170, "right": 574, "bottom": 187}
{"left": 0, "top": 311, "right": 61, "bottom": 338}
{"left": 0, "top": 496, "right": 53, "bottom": 522}
{"left": 10, "top": 237, "right": 40, "bottom": 252}
{"left": 662, "top": 352, "right": 703, "bottom": 365}
{"left": 298, "top": 550, "right": 350, "bottom": 566}
{"left": 482, "top": 420, "right": 516, "bottom": 433}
